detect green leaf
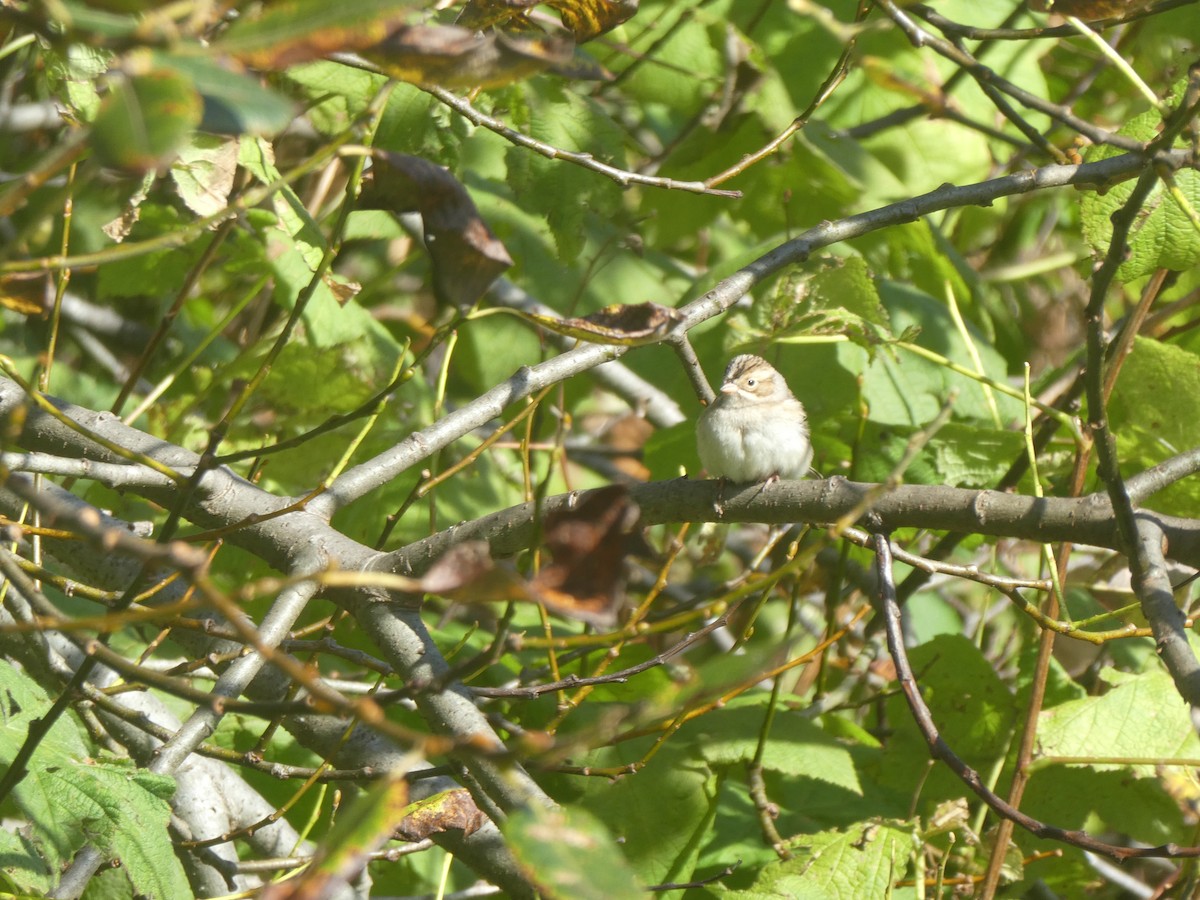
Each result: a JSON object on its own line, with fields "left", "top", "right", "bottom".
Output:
{"left": 155, "top": 52, "right": 296, "bottom": 135}
{"left": 239, "top": 136, "right": 328, "bottom": 270}
{"left": 638, "top": 114, "right": 770, "bottom": 247}
{"left": 578, "top": 741, "right": 718, "bottom": 885}
{"left": 874, "top": 635, "right": 1015, "bottom": 809}
{"left": 773, "top": 257, "right": 896, "bottom": 354}
{"left": 862, "top": 281, "right": 1023, "bottom": 427}
{"left": 286, "top": 60, "right": 391, "bottom": 135}
{"left": 1081, "top": 87, "right": 1200, "bottom": 281}
{"left": 96, "top": 204, "right": 208, "bottom": 298}
{"left": 929, "top": 422, "right": 1027, "bottom": 488}
{"left": 243, "top": 343, "right": 376, "bottom": 418}
{"left": 0, "top": 667, "right": 186, "bottom": 896}
{"left": 687, "top": 702, "right": 862, "bottom": 796}
{"left": 1022, "top": 767, "right": 1187, "bottom": 849}
{"left": 91, "top": 60, "right": 203, "bottom": 171}
{"left": 867, "top": 117, "right": 992, "bottom": 200}
{"left": 505, "top": 805, "right": 644, "bottom": 900}
{"left": 1036, "top": 668, "right": 1200, "bottom": 773}
{"left": 456, "top": 314, "right": 544, "bottom": 397}
{"left": 43, "top": 43, "right": 111, "bottom": 123}
{"left": 1108, "top": 337, "right": 1200, "bottom": 515}
{"left": 171, "top": 134, "right": 239, "bottom": 217}
{"left": 0, "top": 667, "right": 93, "bottom": 869}
{"left": 724, "top": 821, "right": 917, "bottom": 899}
{"left": 505, "top": 82, "right": 626, "bottom": 261}
{"left": 643, "top": 420, "right": 700, "bottom": 480}
{"left": 610, "top": 11, "right": 722, "bottom": 117}
{"left": 67, "top": 761, "right": 188, "bottom": 899}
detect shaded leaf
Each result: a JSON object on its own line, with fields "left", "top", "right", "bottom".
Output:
{"left": 577, "top": 741, "right": 718, "bottom": 884}
{"left": 216, "top": 0, "right": 416, "bottom": 70}
{"left": 0, "top": 272, "right": 51, "bottom": 316}
{"left": 91, "top": 61, "right": 203, "bottom": 171}
{"left": 504, "top": 805, "right": 644, "bottom": 899}
{"left": 157, "top": 53, "right": 296, "bottom": 135}
{"left": 0, "top": 826, "right": 55, "bottom": 896}
{"left": 929, "top": 423, "right": 1027, "bottom": 489}
{"left": 261, "top": 773, "right": 409, "bottom": 900}
{"left": 505, "top": 81, "right": 626, "bottom": 260}
{"left": 364, "top": 25, "right": 577, "bottom": 89}
{"left": 360, "top": 151, "right": 513, "bottom": 307}
{"left": 689, "top": 703, "right": 863, "bottom": 795}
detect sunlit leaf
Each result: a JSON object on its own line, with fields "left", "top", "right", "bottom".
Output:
{"left": 1082, "top": 78, "right": 1200, "bottom": 281}
{"left": 170, "top": 135, "right": 239, "bottom": 217}
{"left": 750, "top": 822, "right": 918, "bottom": 900}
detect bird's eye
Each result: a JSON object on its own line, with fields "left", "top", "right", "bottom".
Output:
{"left": 746, "top": 378, "right": 756, "bottom": 387}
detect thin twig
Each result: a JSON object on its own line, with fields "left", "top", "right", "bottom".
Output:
{"left": 420, "top": 84, "right": 742, "bottom": 198}
{"left": 877, "top": 0, "right": 1146, "bottom": 152}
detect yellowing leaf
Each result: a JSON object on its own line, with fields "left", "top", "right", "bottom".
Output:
{"left": 457, "top": 0, "right": 638, "bottom": 41}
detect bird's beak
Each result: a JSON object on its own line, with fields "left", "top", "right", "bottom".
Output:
{"left": 720, "top": 383, "right": 738, "bottom": 395}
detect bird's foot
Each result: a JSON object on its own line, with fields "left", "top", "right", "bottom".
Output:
{"left": 713, "top": 476, "right": 727, "bottom": 517}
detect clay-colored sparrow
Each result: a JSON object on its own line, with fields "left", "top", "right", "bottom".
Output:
{"left": 696, "top": 354, "right": 813, "bottom": 483}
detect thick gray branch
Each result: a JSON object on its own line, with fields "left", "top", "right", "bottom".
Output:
{"left": 384, "top": 477, "right": 1200, "bottom": 577}
{"left": 1132, "top": 517, "right": 1200, "bottom": 706}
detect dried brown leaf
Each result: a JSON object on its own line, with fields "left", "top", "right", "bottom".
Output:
{"left": 456, "top": 0, "right": 638, "bottom": 41}
{"left": 1028, "top": 0, "right": 1154, "bottom": 18}
{"left": 394, "top": 788, "right": 489, "bottom": 841}
{"left": 528, "top": 301, "right": 681, "bottom": 346}
{"left": 531, "top": 484, "right": 644, "bottom": 628}
{"left": 359, "top": 152, "right": 512, "bottom": 308}
{"left": 362, "top": 25, "right": 575, "bottom": 89}
{"left": 0, "top": 273, "right": 50, "bottom": 317}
